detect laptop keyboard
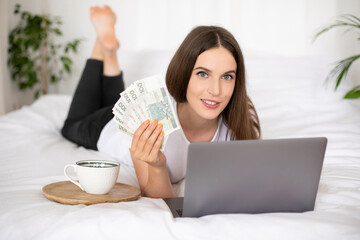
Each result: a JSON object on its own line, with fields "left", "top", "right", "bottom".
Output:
{"left": 176, "top": 209, "right": 183, "bottom": 217}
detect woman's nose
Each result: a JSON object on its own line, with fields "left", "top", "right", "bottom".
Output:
{"left": 207, "top": 78, "right": 220, "bottom": 96}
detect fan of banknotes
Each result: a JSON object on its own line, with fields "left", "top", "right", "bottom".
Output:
{"left": 112, "top": 74, "right": 180, "bottom": 150}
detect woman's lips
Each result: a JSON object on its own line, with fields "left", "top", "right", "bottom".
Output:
{"left": 201, "top": 99, "right": 220, "bottom": 109}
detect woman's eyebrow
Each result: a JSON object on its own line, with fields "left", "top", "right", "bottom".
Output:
{"left": 193, "top": 66, "right": 211, "bottom": 72}
{"left": 224, "top": 70, "right": 236, "bottom": 75}
{"left": 193, "top": 67, "right": 236, "bottom": 75}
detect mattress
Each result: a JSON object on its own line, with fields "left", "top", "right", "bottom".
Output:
{"left": 0, "top": 55, "right": 359, "bottom": 239}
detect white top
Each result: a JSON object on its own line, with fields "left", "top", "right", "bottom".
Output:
{"left": 97, "top": 99, "right": 231, "bottom": 183}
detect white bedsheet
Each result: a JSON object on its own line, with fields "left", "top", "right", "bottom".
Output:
{"left": 0, "top": 55, "right": 360, "bottom": 239}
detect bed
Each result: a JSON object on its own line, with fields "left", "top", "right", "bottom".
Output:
{"left": 0, "top": 52, "right": 359, "bottom": 239}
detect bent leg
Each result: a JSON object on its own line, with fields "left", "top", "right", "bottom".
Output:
{"left": 102, "top": 74, "right": 124, "bottom": 106}
{"left": 61, "top": 106, "right": 113, "bottom": 150}
{"left": 61, "top": 5, "right": 124, "bottom": 150}
{"left": 61, "top": 62, "right": 125, "bottom": 150}
{"left": 66, "top": 59, "right": 103, "bottom": 120}
{"left": 61, "top": 59, "right": 105, "bottom": 150}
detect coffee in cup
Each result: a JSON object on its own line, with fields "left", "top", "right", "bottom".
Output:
{"left": 64, "top": 160, "right": 120, "bottom": 194}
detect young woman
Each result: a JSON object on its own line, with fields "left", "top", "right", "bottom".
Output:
{"left": 62, "top": 5, "right": 261, "bottom": 198}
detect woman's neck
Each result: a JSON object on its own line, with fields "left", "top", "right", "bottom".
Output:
{"left": 177, "top": 102, "right": 219, "bottom": 143}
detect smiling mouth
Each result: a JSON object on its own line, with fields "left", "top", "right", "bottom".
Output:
{"left": 201, "top": 99, "right": 220, "bottom": 109}
{"left": 201, "top": 99, "right": 218, "bottom": 105}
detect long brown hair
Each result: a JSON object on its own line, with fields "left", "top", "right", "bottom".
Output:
{"left": 166, "top": 26, "right": 261, "bottom": 140}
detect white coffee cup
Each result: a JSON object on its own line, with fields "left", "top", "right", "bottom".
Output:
{"left": 64, "top": 160, "right": 120, "bottom": 194}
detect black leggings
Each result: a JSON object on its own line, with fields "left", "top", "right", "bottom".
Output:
{"left": 61, "top": 59, "right": 125, "bottom": 150}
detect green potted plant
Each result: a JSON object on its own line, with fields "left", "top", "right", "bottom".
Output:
{"left": 8, "top": 4, "right": 82, "bottom": 99}
{"left": 314, "top": 14, "right": 360, "bottom": 99}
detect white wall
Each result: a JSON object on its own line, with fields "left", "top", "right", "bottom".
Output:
{"left": 0, "top": 0, "right": 10, "bottom": 115}
{"left": 1, "top": 0, "right": 359, "bottom": 114}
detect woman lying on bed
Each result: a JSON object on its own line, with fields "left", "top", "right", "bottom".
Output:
{"left": 61, "top": 5, "right": 261, "bottom": 198}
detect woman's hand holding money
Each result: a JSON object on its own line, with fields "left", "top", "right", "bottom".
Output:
{"left": 130, "top": 120, "right": 174, "bottom": 198}
{"left": 130, "top": 120, "right": 166, "bottom": 167}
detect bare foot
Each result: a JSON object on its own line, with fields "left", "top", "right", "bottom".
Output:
{"left": 90, "top": 5, "right": 119, "bottom": 51}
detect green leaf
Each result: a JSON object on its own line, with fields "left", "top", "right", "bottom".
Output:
{"left": 21, "top": 12, "right": 30, "bottom": 20}
{"left": 51, "top": 75, "right": 57, "bottom": 83}
{"left": 341, "top": 14, "right": 360, "bottom": 25}
{"left": 28, "top": 71, "right": 38, "bottom": 86}
{"left": 54, "top": 16, "right": 62, "bottom": 25}
{"left": 60, "top": 56, "right": 72, "bottom": 64}
{"left": 19, "top": 82, "right": 27, "bottom": 90}
{"left": 14, "top": 4, "right": 20, "bottom": 14}
{"left": 34, "top": 90, "right": 40, "bottom": 99}
{"left": 344, "top": 85, "right": 360, "bottom": 99}
{"left": 326, "top": 55, "right": 360, "bottom": 90}
{"left": 52, "top": 28, "right": 62, "bottom": 36}
{"left": 313, "top": 14, "right": 360, "bottom": 42}
{"left": 64, "top": 63, "right": 70, "bottom": 73}
{"left": 70, "top": 43, "right": 76, "bottom": 52}
{"left": 64, "top": 39, "right": 82, "bottom": 54}
{"left": 33, "top": 15, "right": 43, "bottom": 25}
{"left": 45, "top": 17, "right": 53, "bottom": 27}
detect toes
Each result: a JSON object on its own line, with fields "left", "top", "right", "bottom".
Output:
{"left": 90, "top": 6, "right": 100, "bottom": 15}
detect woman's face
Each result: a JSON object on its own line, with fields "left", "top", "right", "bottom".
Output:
{"left": 185, "top": 46, "right": 236, "bottom": 121}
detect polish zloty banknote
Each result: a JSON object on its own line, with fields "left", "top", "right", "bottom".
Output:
{"left": 134, "top": 75, "right": 179, "bottom": 135}
{"left": 135, "top": 87, "right": 179, "bottom": 136}
{"left": 113, "top": 95, "right": 137, "bottom": 133}
{"left": 112, "top": 74, "right": 180, "bottom": 151}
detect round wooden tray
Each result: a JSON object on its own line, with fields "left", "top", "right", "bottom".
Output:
{"left": 43, "top": 181, "right": 141, "bottom": 205}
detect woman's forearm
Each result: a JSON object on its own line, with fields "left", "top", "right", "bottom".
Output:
{"left": 142, "top": 165, "right": 175, "bottom": 198}
{"left": 129, "top": 120, "right": 173, "bottom": 198}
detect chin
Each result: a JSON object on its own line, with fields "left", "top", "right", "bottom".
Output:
{"left": 197, "top": 110, "right": 222, "bottom": 121}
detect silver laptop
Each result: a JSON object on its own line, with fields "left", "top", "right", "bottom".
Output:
{"left": 164, "top": 137, "right": 327, "bottom": 217}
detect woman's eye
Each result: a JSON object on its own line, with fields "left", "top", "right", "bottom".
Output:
{"left": 223, "top": 75, "right": 233, "bottom": 80}
{"left": 197, "top": 72, "right": 208, "bottom": 78}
